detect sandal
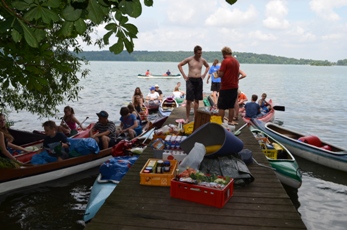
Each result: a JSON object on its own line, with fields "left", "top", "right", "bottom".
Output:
{"left": 228, "top": 121, "right": 238, "bottom": 125}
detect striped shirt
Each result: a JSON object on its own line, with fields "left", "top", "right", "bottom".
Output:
{"left": 92, "top": 121, "right": 117, "bottom": 139}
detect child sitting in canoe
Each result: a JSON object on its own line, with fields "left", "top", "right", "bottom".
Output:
{"left": 245, "top": 94, "right": 261, "bottom": 118}
{"left": 258, "top": 93, "right": 271, "bottom": 114}
{"left": 42, "top": 120, "right": 70, "bottom": 160}
{"left": 119, "top": 107, "right": 142, "bottom": 139}
{"left": 58, "top": 106, "right": 85, "bottom": 137}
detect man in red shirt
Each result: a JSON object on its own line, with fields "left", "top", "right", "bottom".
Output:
{"left": 218, "top": 46, "right": 246, "bottom": 125}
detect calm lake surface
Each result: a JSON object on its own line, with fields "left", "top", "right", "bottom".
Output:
{"left": 1, "top": 62, "right": 347, "bottom": 229}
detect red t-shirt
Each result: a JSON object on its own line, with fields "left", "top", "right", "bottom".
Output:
{"left": 220, "top": 56, "right": 240, "bottom": 90}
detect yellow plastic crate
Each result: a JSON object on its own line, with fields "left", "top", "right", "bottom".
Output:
{"left": 261, "top": 143, "right": 278, "bottom": 159}
{"left": 140, "top": 158, "right": 178, "bottom": 186}
{"left": 210, "top": 115, "right": 222, "bottom": 124}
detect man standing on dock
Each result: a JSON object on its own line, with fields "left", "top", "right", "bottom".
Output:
{"left": 218, "top": 46, "right": 243, "bottom": 125}
{"left": 178, "top": 45, "right": 210, "bottom": 123}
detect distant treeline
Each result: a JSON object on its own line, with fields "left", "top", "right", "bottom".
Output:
{"left": 77, "top": 50, "right": 347, "bottom": 66}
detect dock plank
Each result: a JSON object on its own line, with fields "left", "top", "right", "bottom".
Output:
{"left": 85, "top": 106, "right": 306, "bottom": 229}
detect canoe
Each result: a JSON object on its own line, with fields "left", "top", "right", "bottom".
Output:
{"left": 242, "top": 99, "right": 275, "bottom": 123}
{"left": 158, "top": 97, "right": 179, "bottom": 117}
{"left": 83, "top": 117, "right": 168, "bottom": 222}
{"left": 84, "top": 174, "right": 119, "bottom": 222}
{"left": 14, "top": 123, "right": 95, "bottom": 163}
{"left": 250, "top": 126, "right": 302, "bottom": 188}
{"left": 0, "top": 147, "right": 112, "bottom": 195}
{"left": 144, "top": 99, "right": 160, "bottom": 112}
{"left": 9, "top": 128, "right": 46, "bottom": 146}
{"left": 83, "top": 155, "right": 140, "bottom": 222}
{"left": 250, "top": 118, "right": 347, "bottom": 172}
{"left": 174, "top": 97, "right": 185, "bottom": 105}
{"left": 137, "top": 74, "right": 181, "bottom": 79}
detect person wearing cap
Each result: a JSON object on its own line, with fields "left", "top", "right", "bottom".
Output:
{"left": 146, "top": 86, "right": 161, "bottom": 102}
{"left": 154, "top": 84, "right": 163, "bottom": 99}
{"left": 89, "top": 110, "right": 117, "bottom": 149}
{"left": 177, "top": 45, "right": 210, "bottom": 123}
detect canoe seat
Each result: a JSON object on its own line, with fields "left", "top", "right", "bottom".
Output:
{"left": 298, "top": 135, "right": 322, "bottom": 147}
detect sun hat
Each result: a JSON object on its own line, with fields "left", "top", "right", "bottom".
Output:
{"left": 155, "top": 84, "right": 159, "bottom": 87}
{"left": 96, "top": 110, "right": 109, "bottom": 118}
{"left": 150, "top": 86, "right": 155, "bottom": 91}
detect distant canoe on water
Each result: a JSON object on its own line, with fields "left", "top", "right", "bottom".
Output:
{"left": 137, "top": 74, "right": 181, "bottom": 79}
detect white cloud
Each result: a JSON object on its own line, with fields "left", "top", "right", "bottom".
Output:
{"left": 265, "top": 0, "right": 288, "bottom": 17}
{"left": 321, "top": 33, "right": 344, "bottom": 40}
{"left": 309, "top": 0, "right": 347, "bottom": 21}
{"left": 249, "top": 30, "right": 277, "bottom": 41}
{"left": 205, "top": 5, "right": 258, "bottom": 27}
{"left": 288, "top": 26, "right": 317, "bottom": 42}
{"left": 263, "top": 17, "right": 290, "bottom": 29}
{"left": 263, "top": 0, "right": 290, "bottom": 29}
{"left": 166, "top": 0, "right": 213, "bottom": 26}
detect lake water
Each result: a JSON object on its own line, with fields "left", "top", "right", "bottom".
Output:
{"left": 1, "top": 62, "right": 347, "bottom": 229}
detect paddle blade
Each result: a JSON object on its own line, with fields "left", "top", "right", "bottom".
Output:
{"left": 273, "top": 105, "right": 285, "bottom": 111}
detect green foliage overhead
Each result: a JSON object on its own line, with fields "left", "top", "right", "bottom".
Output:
{"left": 0, "top": 0, "right": 237, "bottom": 117}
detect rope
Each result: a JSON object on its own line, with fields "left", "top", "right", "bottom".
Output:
{"left": 252, "top": 157, "right": 275, "bottom": 170}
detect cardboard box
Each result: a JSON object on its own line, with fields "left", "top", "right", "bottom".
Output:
{"left": 170, "top": 179, "right": 234, "bottom": 208}
{"left": 140, "top": 158, "right": 178, "bottom": 186}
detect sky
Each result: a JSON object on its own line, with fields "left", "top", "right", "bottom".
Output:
{"left": 83, "top": 0, "right": 347, "bottom": 62}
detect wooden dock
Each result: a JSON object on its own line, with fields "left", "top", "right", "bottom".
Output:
{"left": 85, "top": 106, "right": 306, "bottom": 230}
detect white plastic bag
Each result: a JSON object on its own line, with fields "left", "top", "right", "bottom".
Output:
{"left": 178, "top": 142, "right": 206, "bottom": 172}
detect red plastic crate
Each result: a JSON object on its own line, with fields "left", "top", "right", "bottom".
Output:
{"left": 170, "top": 178, "right": 234, "bottom": 208}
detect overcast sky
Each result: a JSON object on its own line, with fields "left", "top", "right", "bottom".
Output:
{"left": 83, "top": 0, "right": 347, "bottom": 62}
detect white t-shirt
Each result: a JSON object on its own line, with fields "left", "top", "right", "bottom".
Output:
{"left": 147, "top": 92, "right": 160, "bottom": 100}
{"left": 173, "top": 91, "right": 182, "bottom": 99}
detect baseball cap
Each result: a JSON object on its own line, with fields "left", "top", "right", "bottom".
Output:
{"left": 150, "top": 86, "right": 155, "bottom": 91}
{"left": 96, "top": 110, "right": 109, "bottom": 118}
{"left": 155, "top": 84, "right": 159, "bottom": 87}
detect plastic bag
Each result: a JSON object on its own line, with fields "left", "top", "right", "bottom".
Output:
{"left": 99, "top": 155, "right": 139, "bottom": 181}
{"left": 68, "top": 138, "right": 100, "bottom": 157}
{"left": 31, "top": 150, "right": 58, "bottom": 165}
{"left": 178, "top": 142, "right": 206, "bottom": 172}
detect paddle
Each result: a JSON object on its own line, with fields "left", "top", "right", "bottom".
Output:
{"left": 141, "top": 128, "right": 155, "bottom": 144}
{"left": 273, "top": 105, "right": 285, "bottom": 111}
{"left": 80, "top": 116, "right": 89, "bottom": 127}
{"left": 234, "top": 123, "right": 248, "bottom": 136}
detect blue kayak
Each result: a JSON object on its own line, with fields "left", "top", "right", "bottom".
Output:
{"left": 84, "top": 155, "right": 139, "bottom": 222}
